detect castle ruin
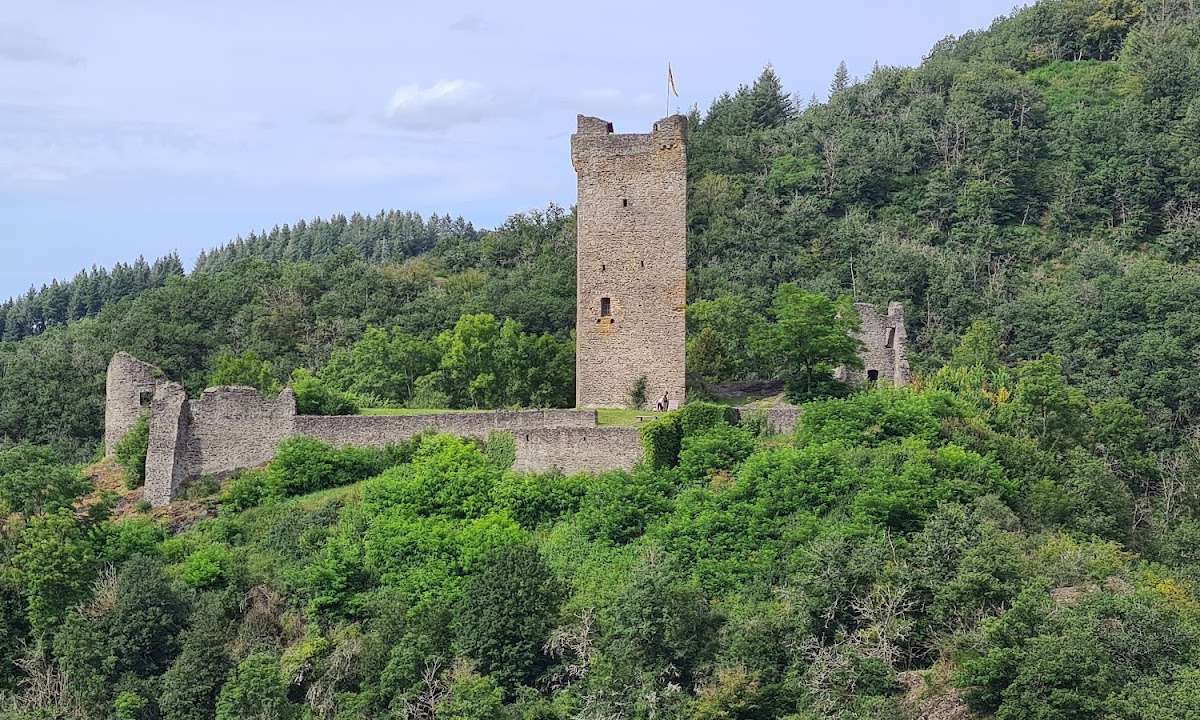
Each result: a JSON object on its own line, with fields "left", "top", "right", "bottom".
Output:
{"left": 572, "top": 114, "right": 688, "bottom": 408}
{"left": 105, "top": 113, "right": 909, "bottom": 506}
{"left": 106, "top": 349, "right": 643, "bottom": 506}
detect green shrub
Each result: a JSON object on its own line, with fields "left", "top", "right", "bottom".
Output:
{"left": 452, "top": 545, "right": 563, "bottom": 688}
{"left": 408, "top": 372, "right": 451, "bottom": 409}
{"left": 797, "top": 389, "right": 942, "bottom": 447}
{"left": 179, "top": 544, "right": 235, "bottom": 589}
{"left": 733, "top": 442, "right": 853, "bottom": 516}
{"left": 115, "top": 414, "right": 150, "bottom": 489}
{"left": 114, "top": 691, "right": 148, "bottom": 720}
{"left": 208, "top": 350, "right": 280, "bottom": 394}
{"left": 678, "top": 424, "right": 757, "bottom": 485}
{"left": 640, "top": 414, "right": 682, "bottom": 470}
{"left": 222, "top": 469, "right": 280, "bottom": 512}
{"left": 270, "top": 437, "right": 385, "bottom": 497}
{"left": 641, "top": 402, "right": 738, "bottom": 469}
{"left": 575, "top": 468, "right": 673, "bottom": 544}
{"left": 482, "top": 431, "right": 516, "bottom": 469}
{"left": 491, "top": 471, "right": 588, "bottom": 528}
{"left": 628, "top": 374, "right": 648, "bottom": 409}
{"left": 291, "top": 368, "right": 359, "bottom": 416}
{"left": 677, "top": 402, "right": 737, "bottom": 435}
{"left": 215, "top": 651, "right": 296, "bottom": 720}
{"left": 363, "top": 435, "right": 501, "bottom": 518}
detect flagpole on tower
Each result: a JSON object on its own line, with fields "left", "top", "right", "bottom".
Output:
{"left": 666, "top": 63, "right": 679, "bottom": 117}
{"left": 666, "top": 63, "right": 671, "bottom": 117}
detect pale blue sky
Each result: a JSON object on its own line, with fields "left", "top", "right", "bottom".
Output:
{"left": 0, "top": 0, "right": 1020, "bottom": 300}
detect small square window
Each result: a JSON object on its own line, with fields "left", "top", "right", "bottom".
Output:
{"left": 600, "top": 297, "right": 611, "bottom": 317}
{"left": 139, "top": 390, "right": 153, "bottom": 407}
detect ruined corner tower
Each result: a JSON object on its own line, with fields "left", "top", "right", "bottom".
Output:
{"left": 835, "top": 302, "right": 912, "bottom": 387}
{"left": 571, "top": 114, "right": 688, "bottom": 409}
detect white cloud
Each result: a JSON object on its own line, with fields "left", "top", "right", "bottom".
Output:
{"left": 0, "top": 24, "right": 80, "bottom": 66}
{"left": 448, "top": 14, "right": 486, "bottom": 33}
{"left": 385, "top": 79, "right": 498, "bottom": 130}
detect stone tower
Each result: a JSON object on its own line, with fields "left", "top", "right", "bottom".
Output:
{"left": 835, "top": 302, "right": 911, "bottom": 386}
{"left": 104, "top": 351, "right": 163, "bottom": 455}
{"left": 571, "top": 114, "right": 688, "bottom": 408}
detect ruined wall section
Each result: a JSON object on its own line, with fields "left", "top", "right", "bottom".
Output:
{"left": 143, "top": 382, "right": 193, "bottom": 507}
{"left": 837, "top": 302, "right": 912, "bottom": 386}
{"left": 294, "top": 409, "right": 597, "bottom": 447}
{"left": 572, "top": 114, "right": 688, "bottom": 408}
{"left": 512, "top": 426, "right": 643, "bottom": 474}
{"left": 111, "top": 351, "right": 638, "bottom": 508}
{"left": 104, "top": 351, "right": 164, "bottom": 455}
{"left": 188, "top": 387, "right": 298, "bottom": 480}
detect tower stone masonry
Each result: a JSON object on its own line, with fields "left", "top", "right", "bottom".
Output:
{"left": 835, "top": 302, "right": 911, "bottom": 386}
{"left": 571, "top": 114, "right": 688, "bottom": 408}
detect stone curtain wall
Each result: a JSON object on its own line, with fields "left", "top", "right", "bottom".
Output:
{"left": 572, "top": 114, "right": 688, "bottom": 409}
{"left": 294, "top": 409, "right": 597, "bottom": 447}
{"left": 114, "top": 353, "right": 638, "bottom": 506}
{"left": 512, "top": 427, "right": 643, "bottom": 474}
{"left": 188, "top": 387, "right": 299, "bottom": 479}
{"left": 104, "top": 351, "right": 163, "bottom": 455}
{"left": 837, "top": 302, "right": 912, "bottom": 386}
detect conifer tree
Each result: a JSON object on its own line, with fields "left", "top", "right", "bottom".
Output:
{"left": 831, "top": 60, "right": 850, "bottom": 95}
{"left": 749, "top": 64, "right": 795, "bottom": 129}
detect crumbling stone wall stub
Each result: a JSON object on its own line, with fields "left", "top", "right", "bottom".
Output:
{"left": 104, "top": 351, "right": 163, "bottom": 455}
{"left": 572, "top": 114, "right": 688, "bottom": 409}
{"left": 143, "top": 382, "right": 193, "bottom": 507}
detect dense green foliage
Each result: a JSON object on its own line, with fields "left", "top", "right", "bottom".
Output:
{"left": 5, "top": 353, "right": 1200, "bottom": 718}
{"left": 3, "top": 2, "right": 1200, "bottom": 717}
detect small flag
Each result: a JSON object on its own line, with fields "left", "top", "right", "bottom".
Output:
{"left": 668, "top": 63, "right": 679, "bottom": 97}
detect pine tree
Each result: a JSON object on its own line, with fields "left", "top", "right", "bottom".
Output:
{"left": 831, "top": 60, "right": 850, "bottom": 95}
{"left": 748, "top": 64, "right": 795, "bottom": 129}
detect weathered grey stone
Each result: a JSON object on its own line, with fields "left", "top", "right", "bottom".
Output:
{"left": 512, "top": 426, "right": 644, "bottom": 474}
{"left": 293, "top": 409, "right": 597, "bottom": 447}
{"left": 732, "top": 405, "right": 802, "bottom": 436}
{"left": 143, "top": 382, "right": 192, "bottom": 507}
{"left": 572, "top": 114, "right": 688, "bottom": 409}
{"left": 104, "top": 351, "right": 163, "bottom": 455}
{"left": 836, "top": 301, "right": 911, "bottom": 386}
{"left": 188, "top": 386, "right": 298, "bottom": 480}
